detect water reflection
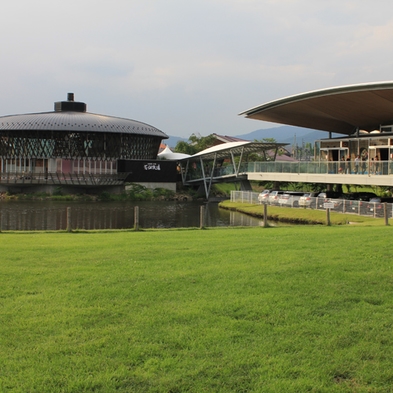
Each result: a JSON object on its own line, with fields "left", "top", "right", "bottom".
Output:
{"left": 0, "top": 200, "right": 267, "bottom": 231}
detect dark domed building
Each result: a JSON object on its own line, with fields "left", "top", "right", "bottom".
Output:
{"left": 0, "top": 93, "right": 173, "bottom": 192}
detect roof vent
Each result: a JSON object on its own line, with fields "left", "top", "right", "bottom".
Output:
{"left": 55, "top": 93, "right": 87, "bottom": 112}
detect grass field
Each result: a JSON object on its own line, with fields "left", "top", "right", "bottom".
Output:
{"left": 1, "top": 227, "right": 393, "bottom": 392}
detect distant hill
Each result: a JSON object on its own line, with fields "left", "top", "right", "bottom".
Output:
{"left": 164, "top": 135, "right": 187, "bottom": 148}
{"left": 165, "top": 126, "right": 341, "bottom": 149}
{"left": 235, "top": 126, "right": 340, "bottom": 145}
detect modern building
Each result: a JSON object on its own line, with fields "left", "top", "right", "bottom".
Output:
{"left": 240, "top": 81, "right": 393, "bottom": 168}
{"left": 239, "top": 81, "right": 393, "bottom": 187}
{"left": 0, "top": 93, "right": 171, "bottom": 192}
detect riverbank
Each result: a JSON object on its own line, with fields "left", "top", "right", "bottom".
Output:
{"left": 219, "top": 200, "right": 386, "bottom": 225}
{"left": 0, "top": 183, "right": 194, "bottom": 203}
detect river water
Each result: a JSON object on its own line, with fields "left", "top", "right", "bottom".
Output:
{"left": 0, "top": 200, "right": 268, "bottom": 231}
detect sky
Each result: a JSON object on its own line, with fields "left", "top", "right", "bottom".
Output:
{"left": 2, "top": 0, "right": 393, "bottom": 139}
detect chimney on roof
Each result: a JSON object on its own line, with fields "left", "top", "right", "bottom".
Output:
{"left": 55, "top": 93, "right": 87, "bottom": 112}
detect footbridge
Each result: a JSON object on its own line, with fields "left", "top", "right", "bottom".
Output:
{"left": 179, "top": 141, "right": 286, "bottom": 199}
{"left": 179, "top": 141, "right": 393, "bottom": 199}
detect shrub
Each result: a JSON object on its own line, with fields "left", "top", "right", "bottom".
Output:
{"left": 52, "top": 187, "right": 63, "bottom": 196}
{"left": 97, "top": 191, "right": 112, "bottom": 201}
{"left": 153, "top": 187, "right": 175, "bottom": 199}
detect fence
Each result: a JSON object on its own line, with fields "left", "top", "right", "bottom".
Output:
{"left": 231, "top": 191, "right": 393, "bottom": 219}
{"left": 0, "top": 205, "right": 208, "bottom": 232}
{"left": 0, "top": 171, "right": 128, "bottom": 186}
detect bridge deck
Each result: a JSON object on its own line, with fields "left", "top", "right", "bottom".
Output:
{"left": 184, "top": 160, "right": 393, "bottom": 196}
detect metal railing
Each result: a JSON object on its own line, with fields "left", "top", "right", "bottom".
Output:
{"left": 245, "top": 160, "right": 393, "bottom": 175}
{"left": 184, "top": 160, "right": 393, "bottom": 184}
{"left": 0, "top": 171, "right": 129, "bottom": 186}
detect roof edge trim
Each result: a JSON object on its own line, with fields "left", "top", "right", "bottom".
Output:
{"left": 239, "top": 81, "right": 393, "bottom": 117}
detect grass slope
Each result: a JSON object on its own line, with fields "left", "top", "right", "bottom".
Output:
{"left": 219, "top": 201, "right": 388, "bottom": 226}
{"left": 1, "top": 227, "right": 393, "bottom": 392}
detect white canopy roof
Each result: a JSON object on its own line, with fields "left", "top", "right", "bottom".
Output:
{"left": 157, "top": 145, "right": 191, "bottom": 160}
{"left": 184, "top": 141, "right": 287, "bottom": 161}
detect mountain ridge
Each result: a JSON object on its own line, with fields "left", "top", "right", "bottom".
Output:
{"left": 234, "top": 126, "right": 332, "bottom": 144}
{"left": 165, "top": 126, "right": 338, "bottom": 148}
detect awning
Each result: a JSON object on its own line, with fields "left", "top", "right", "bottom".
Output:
{"left": 239, "top": 81, "right": 393, "bottom": 135}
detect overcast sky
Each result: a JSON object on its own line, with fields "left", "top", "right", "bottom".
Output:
{"left": 2, "top": 0, "right": 393, "bottom": 138}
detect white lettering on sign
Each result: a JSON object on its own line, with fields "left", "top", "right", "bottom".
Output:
{"left": 144, "top": 163, "right": 161, "bottom": 171}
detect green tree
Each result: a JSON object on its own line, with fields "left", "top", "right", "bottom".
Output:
{"left": 174, "top": 140, "right": 198, "bottom": 155}
{"left": 174, "top": 133, "right": 217, "bottom": 154}
{"left": 249, "top": 137, "right": 282, "bottom": 161}
{"left": 254, "top": 137, "right": 277, "bottom": 143}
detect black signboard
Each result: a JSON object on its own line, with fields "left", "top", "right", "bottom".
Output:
{"left": 117, "top": 159, "right": 178, "bottom": 182}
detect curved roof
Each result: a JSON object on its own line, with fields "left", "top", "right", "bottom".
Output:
{"left": 0, "top": 94, "right": 168, "bottom": 139}
{"left": 239, "top": 81, "right": 393, "bottom": 135}
{"left": 184, "top": 140, "right": 287, "bottom": 161}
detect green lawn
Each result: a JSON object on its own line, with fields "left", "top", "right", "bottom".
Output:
{"left": 1, "top": 227, "right": 393, "bottom": 392}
